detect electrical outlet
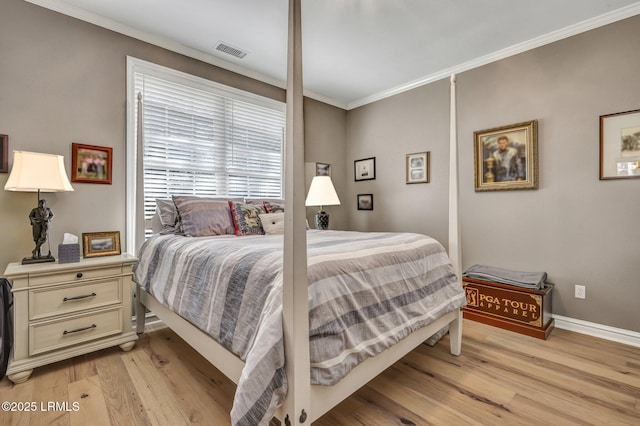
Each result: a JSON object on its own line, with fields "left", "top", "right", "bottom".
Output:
{"left": 575, "top": 284, "right": 586, "bottom": 299}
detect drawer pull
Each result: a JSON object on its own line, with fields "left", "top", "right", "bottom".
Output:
{"left": 76, "top": 272, "right": 83, "bottom": 278}
{"left": 63, "top": 292, "right": 97, "bottom": 302}
{"left": 63, "top": 324, "right": 97, "bottom": 335}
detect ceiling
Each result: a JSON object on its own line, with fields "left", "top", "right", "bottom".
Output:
{"left": 27, "top": 0, "right": 640, "bottom": 110}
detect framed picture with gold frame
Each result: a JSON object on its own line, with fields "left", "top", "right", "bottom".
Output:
{"left": 82, "top": 231, "right": 121, "bottom": 258}
{"left": 474, "top": 120, "right": 538, "bottom": 192}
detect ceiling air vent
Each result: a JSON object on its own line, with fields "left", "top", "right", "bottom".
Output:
{"left": 214, "top": 42, "right": 248, "bottom": 59}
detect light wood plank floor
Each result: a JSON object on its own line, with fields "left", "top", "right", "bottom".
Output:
{"left": 1, "top": 319, "right": 639, "bottom": 425}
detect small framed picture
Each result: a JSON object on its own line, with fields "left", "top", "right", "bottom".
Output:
{"left": 0, "top": 134, "right": 7, "bottom": 173}
{"left": 354, "top": 157, "right": 376, "bottom": 181}
{"left": 315, "top": 162, "right": 331, "bottom": 176}
{"left": 357, "top": 193, "right": 373, "bottom": 210}
{"left": 600, "top": 109, "right": 640, "bottom": 179}
{"left": 474, "top": 120, "right": 538, "bottom": 191}
{"left": 406, "top": 152, "right": 430, "bottom": 184}
{"left": 71, "top": 143, "right": 113, "bottom": 184}
{"left": 82, "top": 231, "right": 121, "bottom": 258}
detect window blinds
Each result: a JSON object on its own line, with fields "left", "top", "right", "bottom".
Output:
{"left": 134, "top": 72, "right": 285, "bottom": 223}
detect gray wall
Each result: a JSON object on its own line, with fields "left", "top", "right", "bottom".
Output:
{"left": 346, "top": 15, "right": 640, "bottom": 332}
{"left": 304, "top": 98, "right": 348, "bottom": 230}
{"left": 347, "top": 80, "right": 451, "bottom": 246}
{"left": 0, "top": 0, "right": 346, "bottom": 270}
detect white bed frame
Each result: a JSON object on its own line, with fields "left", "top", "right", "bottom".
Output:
{"left": 136, "top": 289, "right": 461, "bottom": 424}
{"left": 134, "top": 1, "right": 462, "bottom": 424}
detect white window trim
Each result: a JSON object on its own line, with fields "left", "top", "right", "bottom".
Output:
{"left": 125, "top": 56, "right": 286, "bottom": 254}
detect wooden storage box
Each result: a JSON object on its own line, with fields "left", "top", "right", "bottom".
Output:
{"left": 462, "top": 277, "right": 554, "bottom": 339}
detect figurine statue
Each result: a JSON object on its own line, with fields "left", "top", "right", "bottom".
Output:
{"left": 29, "top": 199, "right": 54, "bottom": 259}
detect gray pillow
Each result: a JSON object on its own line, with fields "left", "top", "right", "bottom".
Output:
{"left": 172, "top": 195, "right": 237, "bottom": 237}
{"left": 155, "top": 198, "right": 178, "bottom": 234}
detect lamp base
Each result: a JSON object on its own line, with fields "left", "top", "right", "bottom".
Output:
{"left": 22, "top": 253, "right": 55, "bottom": 265}
{"left": 315, "top": 210, "right": 329, "bottom": 230}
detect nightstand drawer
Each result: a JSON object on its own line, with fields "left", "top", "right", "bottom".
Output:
{"left": 29, "top": 278, "right": 122, "bottom": 320}
{"left": 29, "top": 307, "right": 123, "bottom": 356}
{"left": 29, "top": 266, "right": 122, "bottom": 287}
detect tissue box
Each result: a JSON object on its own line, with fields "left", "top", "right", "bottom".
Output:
{"left": 58, "top": 243, "right": 80, "bottom": 264}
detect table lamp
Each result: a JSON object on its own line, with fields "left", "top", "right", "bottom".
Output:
{"left": 305, "top": 176, "right": 340, "bottom": 230}
{"left": 4, "top": 151, "right": 74, "bottom": 264}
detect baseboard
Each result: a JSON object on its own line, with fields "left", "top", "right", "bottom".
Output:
{"left": 553, "top": 314, "right": 640, "bottom": 348}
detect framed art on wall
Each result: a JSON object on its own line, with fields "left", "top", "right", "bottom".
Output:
{"left": 71, "top": 143, "right": 113, "bottom": 184}
{"left": 354, "top": 157, "right": 375, "bottom": 181}
{"left": 315, "top": 162, "right": 331, "bottom": 176}
{"left": 0, "top": 134, "right": 7, "bottom": 173}
{"left": 406, "top": 152, "right": 430, "bottom": 184}
{"left": 600, "top": 109, "right": 640, "bottom": 179}
{"left": 357, "top": 194, "right": 373, "bottom": 210}
{"left": 474, "top": 120, "right": 538, "bottom": 191}
{"left": 82, "top": 231, "right": 121, "bottom": 258}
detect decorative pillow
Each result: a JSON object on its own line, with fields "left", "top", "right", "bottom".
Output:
{"left": 155, "top": 198, "right": 178, "bottom": 234}
{"left": 264, "top": 201, "right": 285, "bottom": 214}
{"left": 151, "top": 211, "right": 163, "bottom": 234}
{"left": 259, "top": 213, "right": 285, "bottom": 235}
{"left": 245, "top": 198, "right": 284, "bottom": 206}
{"left": 245, "top": 198, "right": 285, "bottom": 214}
{"left": 245, "top": 198, "right": 267, "bottom": 206}
{"left": 172, "top": 195, "right": 236, "bottom": 237}
{"left": 229, "top": 201, "right": 266, "bottom": 236}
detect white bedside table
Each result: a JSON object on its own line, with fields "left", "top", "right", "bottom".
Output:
{"left": 3, "top": 254, "right": 139, "bottom": 384}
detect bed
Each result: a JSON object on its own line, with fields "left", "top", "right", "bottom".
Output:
{"left": 131, "top": 2, "right": 464, "bottom": 424}
{"left": 134, "top": 230, "right": 465, "bottom": 424}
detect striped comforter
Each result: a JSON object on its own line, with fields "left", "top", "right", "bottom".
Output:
{"left": 134, "top": 230, "right": 466, "bottom": 426}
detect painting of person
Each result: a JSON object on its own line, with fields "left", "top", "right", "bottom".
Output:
{"left": 475, "top": 120, "right": 537, "bottom": 191}
{"left": 491, "top": 135, "right": 525, "bottom": 182}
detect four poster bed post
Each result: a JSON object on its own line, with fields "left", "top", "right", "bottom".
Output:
{"left": 281, "top": 0, "right": 310, "bottom": 423}
{"left": 278, "top": 2, "right": 462, "bottom": 422}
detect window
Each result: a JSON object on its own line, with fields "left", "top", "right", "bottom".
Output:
{"left": 127, "top": 58, "right": 286, "bottom": 244}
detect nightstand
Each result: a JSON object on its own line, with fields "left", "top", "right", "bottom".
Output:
{"left": 3, "top": 254, "right": 139, "bottom": 384}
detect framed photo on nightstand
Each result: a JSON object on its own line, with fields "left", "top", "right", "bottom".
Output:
{"left": 82, "top": 231, "right": 121, "bottom": 258}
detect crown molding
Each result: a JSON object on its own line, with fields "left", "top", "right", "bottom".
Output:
{"left": 25, "top": 0, "right": 640, "bottom": 111}
{"left": 346, "top": 3, "right": 640, "bottom": 110}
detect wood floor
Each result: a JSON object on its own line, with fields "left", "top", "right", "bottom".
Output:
{"left": 1, "top": 319, "right": 639, "bottom": 425}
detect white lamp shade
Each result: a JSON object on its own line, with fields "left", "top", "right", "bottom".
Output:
{"left": 305, "top": 176, "right": 340, "bottom": 207}
{"left": 4, "top": 151, "right": 74, "bottom": 192}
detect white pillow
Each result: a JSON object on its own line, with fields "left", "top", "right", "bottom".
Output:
{"left": 150, "top": 211, "right": 163, "bottom": 234}
{"left": 259, "top": 213, "right": 285, "bottom": 235}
